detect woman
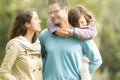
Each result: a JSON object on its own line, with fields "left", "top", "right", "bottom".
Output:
{"left": 0, "top": 8, "right": 42, "bottom": 80}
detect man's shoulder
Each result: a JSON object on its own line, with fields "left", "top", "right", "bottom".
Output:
{"left": 39, "top": 28, "right": 50, "bottom": 38}
{"left": 40, "top": 28, "right": 49, "bottom": 34}
{"left": 39, "top": 28, "right": 53, "bottom": 42}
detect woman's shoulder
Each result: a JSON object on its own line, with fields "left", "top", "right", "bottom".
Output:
{"left": 6, "top": 39, "right": 23, "bottom": 50}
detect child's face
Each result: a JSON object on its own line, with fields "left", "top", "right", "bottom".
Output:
{"left": 78, "top": 15, "right": 87, "bottom": 28}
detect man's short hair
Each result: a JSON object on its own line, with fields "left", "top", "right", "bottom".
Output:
{"left": 48, "top": 0, "right": 69, "bottom": 7}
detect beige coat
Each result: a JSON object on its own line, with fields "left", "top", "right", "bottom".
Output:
{"left": 0, "top": 36, "right": 42, "bottom": 80}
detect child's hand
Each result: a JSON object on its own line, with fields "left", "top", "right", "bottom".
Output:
{"left": 55, "top": 28, "right": 71, "bottom": 38}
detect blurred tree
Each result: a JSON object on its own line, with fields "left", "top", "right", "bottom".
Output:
{"left": 99, "top": 0, "right": 120, "bottom": 79}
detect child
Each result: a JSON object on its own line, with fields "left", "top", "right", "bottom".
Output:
{"left": 68, "top": 5, "right": 95, "bottom": 80}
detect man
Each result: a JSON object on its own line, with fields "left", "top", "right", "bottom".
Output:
{"left": 39, "top": 0, "right": 102, "bottom": 80}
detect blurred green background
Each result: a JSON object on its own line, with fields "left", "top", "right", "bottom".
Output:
{"left": 0, "top": 0, "right": 120, "bottom": 80}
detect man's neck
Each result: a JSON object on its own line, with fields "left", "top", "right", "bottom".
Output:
{"left": 59, "top": 20, "right": 71, "bottom": 28}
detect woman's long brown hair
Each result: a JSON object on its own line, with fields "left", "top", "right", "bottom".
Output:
{"left": 8, "top": 8, "right": 37, "bottom": 43}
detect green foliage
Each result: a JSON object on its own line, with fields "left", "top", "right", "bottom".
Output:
{"left": 0, "top": 78, "right": 3, "bottom": 80}
{"left": 0, "top": 48, "right": 5, "bottom": 66}
{"left": 92, "top": 68, "right": 110, "bottom": 80}
{"left": 99, "top": 1, "right": 120, "bottom": 79}
{"left": 114, "top": 72, "right": 120, "bottom": 80}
